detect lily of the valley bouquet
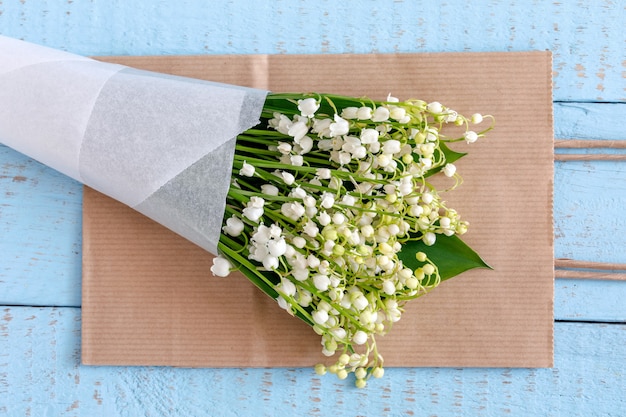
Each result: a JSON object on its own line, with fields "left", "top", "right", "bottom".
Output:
{"left": 0, "top": 36, "right": 492, "bottom": 387}
{"left": 213, "top": 93, "right": 492, "bottom": 387}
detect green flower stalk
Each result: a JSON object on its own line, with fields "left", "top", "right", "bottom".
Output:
{"left": 211, "top": 92, "right": 494, "bottom": 387}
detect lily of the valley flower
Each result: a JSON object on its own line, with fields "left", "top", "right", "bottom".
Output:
{"left": 442, "top": 163, "right": 457, "bottom": 177}
{"left": 464, "top": 130, "right": 479, "bottom": 143}
{"left": 471, "top": 113, "right": 484, "bottom": 124}
{"left": 329, "top": 115, "right": 350, "bottom": 137}
{"left": 222, "top": 215, "right": 244, "bottom": 236}
{"left": 242, "top": 196, "right": 265, "bottom": 222}
{"left": 298, "top": 97, "right": 320, "bottom": 118}
{"left": 371, "top": 106, "right": 390, "bottom": 122}
{"left": 210, "top": 255, "right": 232, "bottom": 277}
{"left": 239, "top": 161, "right": 255, "bottom": 177}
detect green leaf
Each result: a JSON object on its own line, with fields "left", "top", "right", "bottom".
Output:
{"left": 398, "top": 234, "right": 492, "bottom": 284}
{"left": 439, "top": 141, "right": 467, "bottom": 164}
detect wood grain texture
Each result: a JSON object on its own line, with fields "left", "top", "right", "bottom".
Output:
{"left": 0, "top": 307, "right": 625, "bottom": 416}
{"left": 555, "top": 140, "right": 626, "bottom": 149}
{"left": 0, "top": 146, "right": 82, "bottom": 307}
{"left": 554, "top": 159, "right": 626, "bottom": 265}
{"left": 555, "top": 154, "right": 626, "bottom": 161}
{"left": 554, "top": 103, "right": 626, "bottom": 139}
{"left": 556, "top": 279, "right": 626, "bottom": 322}
{"left": 0, "top": 0, "right": 624, "bottom": 102}
{"left": 0, "top": 0, "right": 625, "bottom": 415}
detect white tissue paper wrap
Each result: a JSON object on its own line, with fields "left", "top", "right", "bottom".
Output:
{"left": 0, "top": 36, "right": 268, "bottom": 254}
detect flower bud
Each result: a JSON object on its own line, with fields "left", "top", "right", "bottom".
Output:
{"left": 288, "top": 120, "right": 309, "bottom": 142}
{"left": 442, "top": 163, "right": 456, "bottom": 177}
{"left": 260, "top": 184, "right": 279, "bottom": 196}
{"left": 439, "top": 216, "right": 451, "bottom": 229}
{"left": 329, "top": 114, "right": 350, "bottom": 137}
{"left": 405, "top": 276, "right": 418, "bottom": 289}
{"left": 314, "top": 364, "right": 327, "bottom": 375}
{"left": 290, "top": 155, "right": 304, "bottom": 166}
{"left": 322, "top": 226, "right": 338, "bottom": 241}
{"left": 303, "top": 220, "right": 319, "bottom": 237}
{"left": 268, "top": 238, "right": 287, "bottom": 257}
{"left": 389, "top": 106, "right": 407, "bottom": 121}
{"left": 352, "top": 330, "right": 368, "bottom": 345}
{"left": 262, "top": 255, "right": 279, "bottom": 270}
{"left": 471, "top": 113, "right": 483, "bottom": 124}
{"left": 277, "top": 142, "right": 292, "bottom": 155}
{"left": 372, "top": 367, "right": 385, "bottom": 378}
{"left": 360, "top": 128, "right": 379, "bottom": 144}
{"left": 242, "top": 206, "right": 263, "bottom": 222}
{"left": 372, "top": 106, "right": 390, "bottom": 122}
{"left": 316, "top": 168, "right": 332, "bottom": 179}
{"left": 464, "top": 130, "right": 478, "bottom": 144}
{"left": 312, "top": 309, "right": 329, "bottom": 325}
{"left": 423, "top": 232, "right": 436, "bottom": 246}
{"left": 382, "top": 139, "right": 401, "bottom": 155}
{"left": 332, "top": 212, "right": 346, "bottom": 225}
{"left": 426, "top": 101, "right": 443, "bottom": 114}
{"left": 222, "top": 216, "right": 244, "bottom": 237}
{"left": 292, "top": 236, "right": 306, "bottom": 249}
{"left": 413, "top": 131, "right": 426, "bottom": 144}
{"left": 210, "top": 255, "right": 232, "bottom": 277}
{"left": 293, "top": 267, "right": 309, "bottom": 282}
{"left": 320, "top": 192, "right": 335, "bottom": 209}
{"left": 356, "top": 106, "right": 373, "bottom": 120}
{"left": 341, "top": 107, "right": 358, "bottom": 119}
{"left": 382, "top": 280, "right": 396, "bottom": 295}
{"left": 239, "top": 161, "right": 255, "bottom": 177}
{"left": 297, "top": 97, "right": 320, "bottom": 117}
{"left": 313, "top": 274, "right": 331, "bottom": 291}
{"left": 332, "top": 244, "right": 345, "bottom": 256}
{"left": 352, "top": 294, "right": 369, "bottom": 311}
{"left": 297, "top": 289, "right": 312, "bottom": 306}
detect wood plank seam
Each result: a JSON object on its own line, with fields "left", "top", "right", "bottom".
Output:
{"left": 555, "top": 258, "right": 626, "bottom": 281}
{"left": 554, "top": 138, "right": 626, "bottom": 161}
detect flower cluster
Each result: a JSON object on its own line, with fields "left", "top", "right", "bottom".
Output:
{"left": 212, "top": 92, "right": 493, "bottom": 387}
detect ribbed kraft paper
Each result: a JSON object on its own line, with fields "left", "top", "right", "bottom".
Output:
{"left": 82, "top": 51, "right": 554, "bottom": 368}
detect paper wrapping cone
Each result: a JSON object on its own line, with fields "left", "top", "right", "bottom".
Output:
{"left": 0, "top": 36, "right": 267, "bottom": 254}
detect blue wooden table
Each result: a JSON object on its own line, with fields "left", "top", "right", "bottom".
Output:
{"left": 1, "top": 1, "right": 625, "bottom": 416}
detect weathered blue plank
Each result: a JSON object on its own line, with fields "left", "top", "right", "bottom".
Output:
{"left": 0, "top": 0, "right": 625, "bottom": 415}
{"left": 554, "top": 159, "right": 626, "bottom": 264}
{"left": 556, "top": 279, "right": 626, "bottom": 322}
{"left": 0, "top": 0, "right": 623, "bottom": 102}
{"left": 555, "top": 103, "right": 626, "bottom": 140}
{"left": 0, "top": 146, "right": 82, "bottom": 307}
{"left": 1, "top": 307, "right": 625, "bottom": 417}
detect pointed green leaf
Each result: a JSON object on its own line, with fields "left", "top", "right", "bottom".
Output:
{"left": 398, "top": 234, "right": 492, "bottom": 283}
{"left": 439, "top": 141, "right": 467, "bottom": 164}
